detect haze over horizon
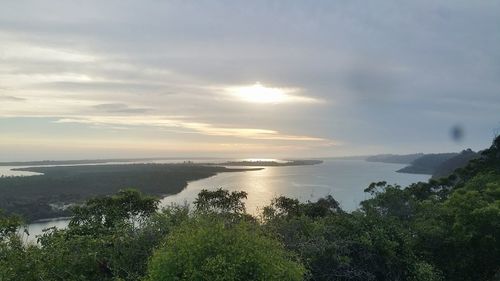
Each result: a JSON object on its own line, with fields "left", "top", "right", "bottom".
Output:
{"left": 1, "top": 1, "right": 499, "bottom": 161}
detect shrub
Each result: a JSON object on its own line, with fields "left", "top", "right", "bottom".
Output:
{"left": 146, "top": 217, "right": 305, "bottom": 281}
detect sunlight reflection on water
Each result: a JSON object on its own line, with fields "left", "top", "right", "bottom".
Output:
{"left": 26, "top": 159, "right": 429, "bottom": 242}
{"left": 160, "top": 159, "right": 429, "bottom": 215}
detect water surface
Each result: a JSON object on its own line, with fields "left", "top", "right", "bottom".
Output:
{"left": 160, "top": 159, "right": 429, "bottom": 213}
{"left": 26, "top": 159, "right": 429, "bottom": 242}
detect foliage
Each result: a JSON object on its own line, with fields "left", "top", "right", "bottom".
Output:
{"left": 262, "top": 195, "right": 343, "bottom": 220}
{"left": 69, "top": 189, "right": 159, "bottom": 233}
{"left": 194, "top": 188, "right": 248, "bottom": 215}
{"left": 432, "top": 149, "right": 480, "bottom": 179}
{"left": 0, "top": 210, "right": 22, "bottom": 241}
{"left": 412, "top": 172, "right": 500, "bottom": 281}
{"left": 146, "top": 217, "right": 305, "bottom": 281}
{"left": 0, "top": 211, "right": 41, "bottom": 281}
{"left": 397, "top": 153, "right": 458, "bottom": 175}
{"left": 263, "top": 196, "right": 441, "bottom": 281}
{"left": 33, "top": 190, "right": 186, "bottom": 281}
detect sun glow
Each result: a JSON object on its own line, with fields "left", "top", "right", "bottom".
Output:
{"left": 227, "top": 82, "right": 300, "bottom": 104}
{"left": 242, "top": 158, "right": 289, "bottom": 163}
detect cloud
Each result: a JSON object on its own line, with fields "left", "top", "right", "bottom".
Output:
{"left": 1, "top": 42, "right": 96, "bottom": 63}
{"left": 221, "top": 82, "right": 320, "bottom": 104}
{"left": 92, "top": 103, "right": 151, "bottom": 114}
{"left": 54, "top": 116, "right": 327, "bottom": 142}
{"left": 0, "top": 1, "right": 499, "bottom": 156}
{"left": 0, "top": 95, "right": 24, "bottom": 101}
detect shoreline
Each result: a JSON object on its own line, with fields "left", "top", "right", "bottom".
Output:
{"left": 1, "top": 164, "right": 263, "bottom": 223}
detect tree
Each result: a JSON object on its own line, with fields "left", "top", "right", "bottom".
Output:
{"left": 262, "top": 195, "right": 342, "bottom": 220}
{"left": 413, "top": 172, "right": 500, "bottom": 281}
{"left": 69, "top": 189, "right": 159, "bottom": 234}
{"left": 194, "top": 188, "right": 248, "bottom": 215}
{"left": 0, "top": 211, "right": 41, "bottom": 281}
{"left": 263, "top": 196, "right": 441, "bottom": 281}
{"left": 145, "top": 217, "right": 305, "bottom": 281}
{"left": 0, "top": 210, "right": 22, "bottom": 241}
{"left": 34, "top": 189, "right": 166, "bottom": 281}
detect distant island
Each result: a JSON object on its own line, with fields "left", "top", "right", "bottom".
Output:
{"left": 0, "top": 157, "right": 222, "bottom": 167}
{"left": 215, "top": 159, "right": 323, "bottom": 167}
{"left": 0, "top": 158, "right": 323, "bottom": 167}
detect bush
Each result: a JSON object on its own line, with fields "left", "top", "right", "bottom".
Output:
{"left": 146, "top": 217, "right": 305, "bottom": 281}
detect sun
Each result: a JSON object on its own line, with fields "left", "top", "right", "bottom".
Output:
{"left": 227, "top": 82, "right": 293, "bottom": 104}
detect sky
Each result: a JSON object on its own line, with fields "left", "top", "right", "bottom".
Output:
{"left": 1, "top": 1, "right": 499, "bottom": 161}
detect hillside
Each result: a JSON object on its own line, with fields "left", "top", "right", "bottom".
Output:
{"left": 396, "top": 153, "right": 458, "bottom": 175}
{"left": 431, "top": 149, "right": 480, "bottom": 179}
{"left": 368, "top": 150, "right": 480, "bottom": 178}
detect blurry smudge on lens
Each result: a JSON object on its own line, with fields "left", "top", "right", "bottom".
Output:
{"left": 450, "top": 125, "right": 464, "bottom": 142}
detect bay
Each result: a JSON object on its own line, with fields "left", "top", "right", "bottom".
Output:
{"left": 25, "top": 159, "right": 428, "bottom": 242}
{"left": 160, "top": 159, "right": 429, "bottom": 214}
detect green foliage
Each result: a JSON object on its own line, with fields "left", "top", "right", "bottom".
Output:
{"left": 146, "top": 217, "right": 305, "bottom": 281}
{"left": 0, "top": 236, "right": 41, "bottom": 281}
{"left": 70, "top": 189, "right": 159, "bottom": 233}
{"left": 0, "top": 211, "right": 41, "bottom": 281}
{"left": 413, "top": 172, "right": 500, "bottom": 281}
{"left": 361, "top": 182, "right": 419, "bottom": 221}
{"left": 31, "top": 190, "right": 185, "bottom": 281}
{"left": 262, "top": 195, "right": 342, "bottom": 220}
{"left": 194, "top": 188, "right": 248, "bottom": 215}
{"left": 263, "top": 199, "right": 441, "bottom": 281}
{"left": 0, "top": 210, "right": 22, "bottom": 241}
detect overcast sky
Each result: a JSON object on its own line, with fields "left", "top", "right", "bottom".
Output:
{"left": 1, "top": 1, "right": 499, "bottom": 161}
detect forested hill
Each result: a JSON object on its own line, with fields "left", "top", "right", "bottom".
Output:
{"left": 431, "top": 149, "right": 481, "bottom": 179}
{"left": 368, "top": 150, "right": 481, "bottom": 178}
{"left": 396, "top": 153, "right": 459, "bottom": 174}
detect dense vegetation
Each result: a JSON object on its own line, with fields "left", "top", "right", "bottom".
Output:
{"left": 396, "top": 153, "right": 459, "bottom": 175}
{"left": 368, "top": 151, "right": 481, "bottom": 179}
{"left": 431, "top": 149, "right": 480, "bottom": 179}
{"left": 0, "top": 136, "right": 498, "bottom": 281}
{"left": 0, "top": 164, "right": 258, "bottom": 222}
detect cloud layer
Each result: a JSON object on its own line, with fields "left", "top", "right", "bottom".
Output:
{"left": 0, "top": 1, "right": 499, "bottom": 160}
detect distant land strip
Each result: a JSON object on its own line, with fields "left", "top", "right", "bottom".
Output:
{"left": 0, "top": 159, "right": 322, "bottom": 222}
{"left": 0, "top": 157, "right": 224, "bottom": 167}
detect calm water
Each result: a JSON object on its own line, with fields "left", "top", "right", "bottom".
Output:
{"left": 160, "top": 159, "right": 429, "bottom": 213}
{"left": 25, "top": 159, "right": 429, "bottom": 242}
